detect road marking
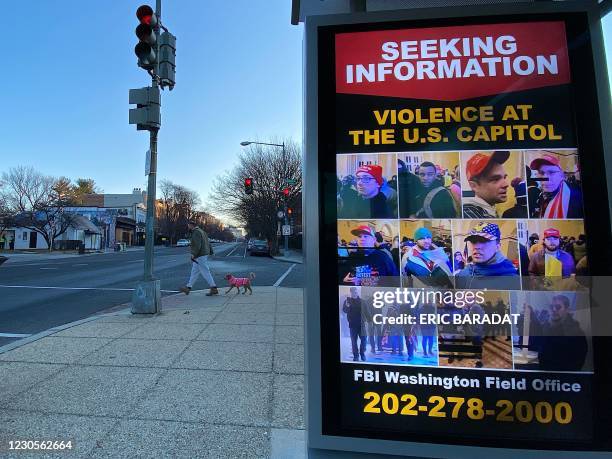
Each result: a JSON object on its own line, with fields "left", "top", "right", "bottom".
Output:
{"left": 225, "top": 244, "right": 242, "bottom": 257}
{"left": 72, "top": 263, "right": 88, "bottom": 266}
{"left": 39, "top": 267, "right": 59, "bottom": 270}
{"left": 273, "top": 263, "right": 296, "bottom": 287}
{"left": 243, "top": 245, "right": 247, "bottom": 258}
{"left": 0, "top": 285, "right": 179, "bottom": 293}
{"left": 0, "top": 333, "right": 32, "bottom": 338}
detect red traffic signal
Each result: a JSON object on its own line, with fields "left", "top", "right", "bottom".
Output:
{"left": 135, "top": 5, "right": 158, "bottom": 70}
{"left": 244, "top": 178, "right": 254, "bottom": 195}
{"left": 282, "top": 187, "right": 290, "bottom": 196}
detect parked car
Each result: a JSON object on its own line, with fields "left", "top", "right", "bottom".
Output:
{"left": 247, "top": 239, "right": 255, "bottom": 251}
{"left": 249, "top": 239, "right": 270, "bottom": 256}
{"left": 176, "top": 239, "right": 190, "bottom": 247}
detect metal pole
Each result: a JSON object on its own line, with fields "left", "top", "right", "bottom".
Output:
{"left": 283, "top": 143, "right": 289, "bottom": 253}
{"left": 143, "top": 129, "right": 158, "bottom": 280}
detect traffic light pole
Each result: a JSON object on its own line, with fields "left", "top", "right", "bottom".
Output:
{"left": 131, "top": 0, "right": 163, "bottom": 314}
{"left": 143, "top": 127, "right": 158, "bottom": 281}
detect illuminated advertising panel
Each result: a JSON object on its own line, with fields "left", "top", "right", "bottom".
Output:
{"left": 311, "top": 7, "right": 611, "bottom": 455}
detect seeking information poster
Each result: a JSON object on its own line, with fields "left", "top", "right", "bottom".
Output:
{"left": 316, "top": 14, "right": 610, "bottom": 450}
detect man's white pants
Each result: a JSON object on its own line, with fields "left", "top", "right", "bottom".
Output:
{"left": 187, "top": 256, "right": 216, "bottom": 288}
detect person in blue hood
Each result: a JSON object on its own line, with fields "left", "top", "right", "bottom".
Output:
{"left": 455, "top": 222, "right": 520, "bottom": 290}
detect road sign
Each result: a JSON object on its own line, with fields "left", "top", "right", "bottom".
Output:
{"left": 282, "top": 225, "right": 291, "bottom": 236}
{"left": 286, "top": 178, "right": 297, "bottom": 185}
{"left": 277, "top": 211, "right": 285, "bottom": 219}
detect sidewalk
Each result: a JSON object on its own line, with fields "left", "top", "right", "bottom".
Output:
{"left": 1, "top": 247, "right": 144, "bottom": 264}
{"left": 272, "top": 249, "right": 303, "bottom": 264}
{"left": 0, "top": 287, "right": 305, "bottom": 458}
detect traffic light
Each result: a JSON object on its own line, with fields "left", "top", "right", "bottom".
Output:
{"left": 244, "top": 178, "right": 253, "bottom": 195}
{"left": 129, "top": 86, "right": 161, "bottom": 131}
{"left": 159, "top": 31, "right": 176, "bottom": 90}
{"left": 287, "top": 207, "right": 293, "bottom": 217}
{"left": 282, "top": 187, "right": 290, "bottom": 197}
{"left": 135, "top": 5, "right": 158, "bottom": 70}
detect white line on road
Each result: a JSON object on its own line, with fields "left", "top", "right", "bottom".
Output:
{"left": 39, "top": 267, "right": 59, "bottom": 270}
{"left": 0, "top": 333, "right": 32, "bottom": 338}
{"left": 72, "top": 264, "right": 88, "bottom": 266}
{"left": 243, "top": 245, "right": 247, "bottom": 258}
{"left": 0, "top": 285, "right": 180, "bottom": 293}
{"left": 273, "top": 263, "right": 296, "bottom": 287}
{"left": 225, "top": 244, "right": 242, "bottom": 257}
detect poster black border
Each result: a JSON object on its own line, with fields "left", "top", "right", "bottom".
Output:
{"left": 316, "top": 9, "right": 612, "bottom": 453}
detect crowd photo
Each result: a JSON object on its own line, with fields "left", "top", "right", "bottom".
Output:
{"left": 337, "top": 153, "right": 398, "bottom": 219}
{"left": 397, "top": 152, "right": 461, "bottom": 218}
{"left": 337, "top": 220, "right": 400, "bottom": 287}
{"left": 438, "top": 291, "right": 513, "bottom": 370}
{"left": 338, "top": 286, "right": 439, "bottom": 366}
{"left": 399, "top": 219, "right": 453, "bottom": 289}
{"left": 510, "top": 291, "right": 592, "bottom": 372}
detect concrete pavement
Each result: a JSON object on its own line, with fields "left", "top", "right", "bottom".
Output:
{"left": 0, "top": 287, "right": 305, "bottom": 458}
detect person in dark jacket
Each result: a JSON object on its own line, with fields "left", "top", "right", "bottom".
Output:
{"left": 338, "top": 165, "right": 394, "bottom": 219}
{"left": 180, "top": 220, "right": 218, "bottom": 296}
{"left": 342, "top": 287, "right": 367, "bottom": 362}
{"left": 418, "top": 303, "right": 437, "bottom": 358}
{"left": 529, "top": 152, "right": 583, "bottom": 219}
{"left": 342, "top": 225, "right": 399, "bottom": 287}
{"left": 409, "top": 162, "right": 457, "bottom": 218}
{"left": 455, "top": 222, "right": 520, "bottom": 290}
{"left": 537, "top": 295, "right": 588, "bottom": 371}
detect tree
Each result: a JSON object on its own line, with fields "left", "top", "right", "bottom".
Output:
{"left": 158, "top": 180, "right": 202, "bottom": 244}
{"left": 72, "top": 178, "right": 102, "bottom": 205}
{"left": 1, "top": 166, "right": 75, "bottom": 250}
{"left": 208, "top": 139, "right": 302, "bottom": 254}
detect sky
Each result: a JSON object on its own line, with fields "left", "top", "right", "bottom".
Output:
{"left": 1, "top": 2, "right": 611, "bottom": 223}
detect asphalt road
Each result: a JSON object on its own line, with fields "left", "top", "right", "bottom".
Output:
{"left": 0, "top": 243, "right": 303, "bottom": 347}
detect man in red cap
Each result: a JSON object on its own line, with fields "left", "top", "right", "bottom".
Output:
{"left": 338, "top": 164, "right": 395, "bottom": 219}
{"left": 528, "top": 227, "right": 576, "bottom": 289}
{"left": 340, "top": 225, "right": 399, "bottom": 287}
{"left": 462, "top": 151, "right": 523, "bottom": 218}
{"left": 529, "top": 152, "right": 583, "bottom": 218}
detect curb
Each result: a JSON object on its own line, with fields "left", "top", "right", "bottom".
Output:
{"left": 0, "top": 310, "right": 131, "bottom": 355}
{"left": 272, "top": 256, "right": 304, "bottom": 264}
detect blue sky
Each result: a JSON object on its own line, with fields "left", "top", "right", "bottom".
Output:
{"left": 1, "top": 2, "right": 610, "bottom": 221}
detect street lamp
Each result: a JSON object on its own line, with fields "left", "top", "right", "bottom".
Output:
{"left": 240, "top": 140, "right": 289, "bottom": 254}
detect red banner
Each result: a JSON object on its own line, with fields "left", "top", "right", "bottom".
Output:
{"left": 335, "top": 22, "right": 570, "bottom": 101}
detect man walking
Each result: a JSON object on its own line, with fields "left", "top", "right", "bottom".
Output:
{"left": 180, "top": 220, "right": 218, "bottom": 296}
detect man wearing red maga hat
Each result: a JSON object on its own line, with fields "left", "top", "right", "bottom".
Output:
{"left": 338, "top": 164, "right": 395, "bottom": 219}
{"left": 528, "top": 227, "right": 577, "bottom": 290}
{"left": 340, "top": 224, "right": 399, "bottom": 287}
{"left": 529, "top": 152, "right": 583, "bottom": 219}
{"left": 462, "top": 151, "right": 526, "bottom": 218}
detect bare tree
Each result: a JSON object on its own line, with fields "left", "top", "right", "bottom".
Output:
{"left": 158, "top": 180, "right": 202, "bottom": 244}
{"left": 1, "top": 166, "right": 75, "bottom": 250}
{"left": 208, "top": 139, "right": 302, "bottom": 254}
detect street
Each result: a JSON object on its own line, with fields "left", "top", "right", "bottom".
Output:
{"left": 0, "top": 242, "right": 303, "bottom": 347}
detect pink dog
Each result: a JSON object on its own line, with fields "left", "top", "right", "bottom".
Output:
{"left": 224, "top": 272, "right": 256, "bottom": 295}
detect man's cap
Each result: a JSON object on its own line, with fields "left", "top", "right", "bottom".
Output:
{"left": 414, "top": 227, "right": 432, "bottom": 240}
{"left": 464, "top": 222, "right": 501, "bottom": 242}
{"left": 530, "top": 153, "right": 561, "bottom": 170}
{"left": 466, "top": 151, "right": 510, "bottom": 181}
{"left": 350, "top": 225, "right": 375, "bottom": 237}
{"left": 356, "top": 165, "right": 383, "bottom": 185}
{"left": 543, "top": 228, "right": 561, "bottom": 238}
